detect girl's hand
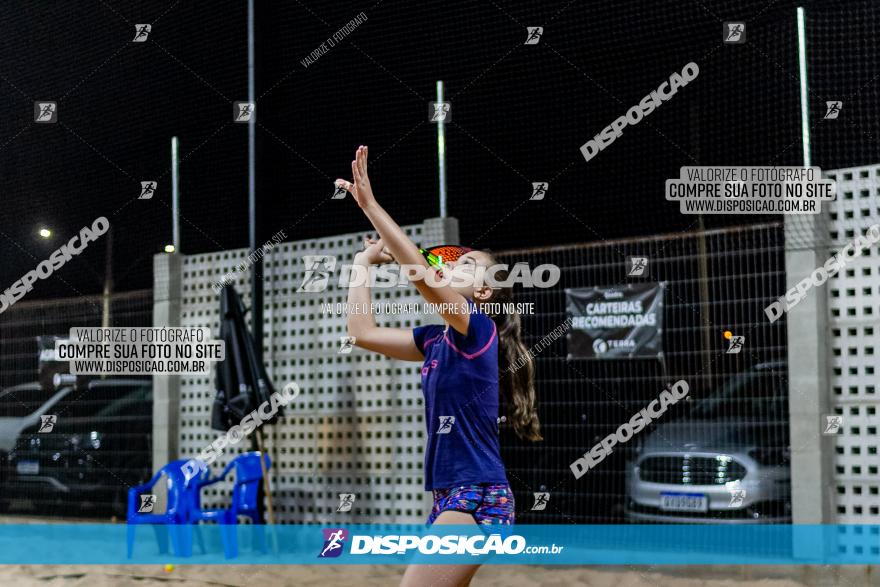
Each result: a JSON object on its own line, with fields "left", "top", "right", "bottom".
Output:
{"left": 336, "top": 145, "right": 375, "bottom": 209}
{"left": 354, "top": 237, "right": 393, "bottom": 266}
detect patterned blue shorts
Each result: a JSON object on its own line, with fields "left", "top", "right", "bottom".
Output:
{"left": 427, "top": 483, "right": 515, "bottom": 526}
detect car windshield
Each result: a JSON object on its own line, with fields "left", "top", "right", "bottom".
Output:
{"left": 690, "top": 368, "right": 787, "bottom": 421}
{"left": 92, "top": 384, "right": 151, "bottom": 419}
{"left": 0, "top": 385, "right": 63, "bottom": 418}
{"left": 60, "top": 382, "right": 151, "bottom": 419}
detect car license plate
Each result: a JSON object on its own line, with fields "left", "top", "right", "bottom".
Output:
{"left": 660, "top": 492, "right": 707, "bottom": 512}
{"left": 16, "top": 460, "right": 39, "bottom": 475}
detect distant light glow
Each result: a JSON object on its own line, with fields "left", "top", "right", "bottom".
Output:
{"left": 164, "top": 244, "right": 175, "bottom": 253}
{"left": 38, "top": 228, "right": 52, "bottom": 238}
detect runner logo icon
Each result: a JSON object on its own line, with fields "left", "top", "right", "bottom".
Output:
{"left": 319, "top": 528, "right": 348, "bottom": 558}
{"left": 437, "top": 416, "right": 456, "bottom": 434}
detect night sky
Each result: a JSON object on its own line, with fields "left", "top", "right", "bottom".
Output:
{"left": 1, "top": 0, "right": 876, "bottom": 299}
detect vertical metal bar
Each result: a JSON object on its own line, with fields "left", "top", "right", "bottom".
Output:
{"left": 101, "top": 226, "right": 114, "bottom": 349}
{"left": 789, "top": 6, "right": 834, "bottom": 532}
{"left": 797, "top": 7, "right": 811, "bottom": 167}
{"left": 437, "top": 80, "right": 447, "bottom": 218}
{"left": 247, "top": 0, "right": 276, "bottom": 537}
{"left": 171, "top": 136, "right": 180, "bottom": 251}
{"left": 248, "top": 0, "right": 262, "bottom": 345}
{"left": 690, "top": 104, "right": 713, "bottom": 388}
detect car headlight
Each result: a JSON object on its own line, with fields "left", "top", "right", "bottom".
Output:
{"left": 89, "top": 431, "right": 101, "bottom": 450}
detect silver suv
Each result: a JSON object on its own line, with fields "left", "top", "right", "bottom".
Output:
{"left": 625, "top": 362, "right": 791, "bottom": 523}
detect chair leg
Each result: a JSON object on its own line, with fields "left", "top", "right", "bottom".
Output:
{"left": 194, "top": 523, "right": 207, "bottom": 555}
{"left": 126, "top": 524, "right": 136, "bottom": 558}
{"left": 177, "top": 524, "right": 193, "bottom": 558}
{"left": 152, "top": 525, "right": 170, "bottom": 555}
{"left": 168, "top": 525, "right": 183, "bottom": 558}
{"left": 221, "top": 513, "right": 238, "bottom": 559}
{"left": 252, "top": 520, "right": 267, "bottom": 554}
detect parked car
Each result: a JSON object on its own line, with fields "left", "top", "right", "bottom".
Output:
{"left": 625, "top": 362, "right": 791, "bottom": 523}
{"left": 0, "top": 378, "right": 152, "bottom": 516}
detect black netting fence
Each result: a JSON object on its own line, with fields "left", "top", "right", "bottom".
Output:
{"left": 497, "top": 223, "right": 788, "bottom": 524}
{"left": 0, "top": 290, "right": 153, "bottom": 517}
{"left": 0, "top": 0, "right": 878, "bottom": 532}
{"left": 3, "top": 1, "right": 878, "bottom": 299}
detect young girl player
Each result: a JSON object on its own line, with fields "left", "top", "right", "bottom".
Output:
{"left": 337, "top": 146, "right": 542, "bottom": 587}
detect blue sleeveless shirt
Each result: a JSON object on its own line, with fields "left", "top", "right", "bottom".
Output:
{"left": 412, "top": 304, "right": 508, "bottom": 490}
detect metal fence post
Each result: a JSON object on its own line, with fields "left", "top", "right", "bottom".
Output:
{"left": 152, "top": 252, "right": 182, "bottom": 472}
{"left": 784, "top": 219, "right": 834, "bottom": 526}
{"left": 422, "top": 216, "right": 459, "bottom": 246}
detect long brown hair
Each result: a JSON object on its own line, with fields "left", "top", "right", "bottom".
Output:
{"left": 478, "top": 254, "right": 542, "bottom": 442}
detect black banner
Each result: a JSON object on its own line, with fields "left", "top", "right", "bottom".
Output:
{"left": 566, "top": 283, "right": 665, "bottom": 359}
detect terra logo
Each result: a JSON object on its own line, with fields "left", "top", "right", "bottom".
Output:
{"left": 318, "top": 528, "right": 348, "bottom": 558}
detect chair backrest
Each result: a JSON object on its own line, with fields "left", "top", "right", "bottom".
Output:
{"left": 160, "top": 459, "right": 194, "bottom": 513}
{"left": 231, "top": 452, "right": 270, "bottom": 514}
{"left": 130, "top": 459, "right": 202, "bottom": 520}
{"left": 183, "top": 461, "right": 212, "bottom": 512}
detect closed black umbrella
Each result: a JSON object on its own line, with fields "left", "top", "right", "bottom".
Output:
{"left": 212, "top": 284, "right": 280, "bottom": 431}
{"left": 212, "top": 283, "right": 279, "bottom": 530}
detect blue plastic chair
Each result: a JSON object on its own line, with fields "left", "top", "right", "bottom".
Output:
{"left": 187, "top": 452, "right": 270, "bottom": 558}
{"left": 126, "top": 459, "right": 209, "bottom": 558}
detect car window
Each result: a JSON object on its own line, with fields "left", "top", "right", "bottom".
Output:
{"left": 691, "top": 370, "right": 787, "bottom": 421}
{"left": 56, "top": 382, "right": 151, "bottom": 419}
{"left": 92, "top": 385, "right": 152, "bottom": 419}
{"left": 0, "top": 385, "right": 63, "bottom": 418}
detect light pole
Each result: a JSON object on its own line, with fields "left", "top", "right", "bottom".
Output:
{"left": 34, "top": 225, "right": 112, "bottom": 329}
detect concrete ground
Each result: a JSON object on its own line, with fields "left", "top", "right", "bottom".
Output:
{"left": 0, "top": 514, "right": 875, "bottom": 586}
{"left": 0, "top": 563, "right": 876, "bottom": 587}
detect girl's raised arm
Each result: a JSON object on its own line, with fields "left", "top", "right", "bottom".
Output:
{"left": 337, "top": 146, "right": 472, "bottom": 335}
{"left": 345, "top": 237, "right": 423, "bottom": 361}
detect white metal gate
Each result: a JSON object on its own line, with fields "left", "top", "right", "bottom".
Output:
{"left": 826, "top": 163, "right": 880, "bottom": 524}
{"left": 175, "top": 219, "right": 455, "bottom": 523}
